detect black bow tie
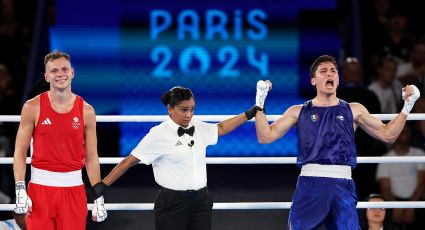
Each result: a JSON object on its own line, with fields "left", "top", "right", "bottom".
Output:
{"left": 178, "top": 126, "right": 195, "bottom": 137}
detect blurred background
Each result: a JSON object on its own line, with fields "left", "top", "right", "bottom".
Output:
{"left": 1, "top": 0, "right": 425, "bottom": 229}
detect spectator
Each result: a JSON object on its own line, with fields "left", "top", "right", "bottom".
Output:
{"left": 339, "top": 57, "right": 387, "bottom": 200}
{"left": 361, "top": 0, "right": 392, "bottom": 80}
{"left": 339, "top": 57, "right": 382, "bottom": 115}
{"left": 359, "top": 193, "right": 393, "bottom": 230}
{"left": 380, "top": 10, "right": 414, "bottom": 63}
{"left": 376, "top": 125, "right": 425, "bottom": 229}
{"left": 0, "top": 0, "right": 21, "bottom": 74}
{"left": 0, "top": 64, "right": 18, "bottom": 114}
{"left": 410, "top": 97, "right": 425, "bottom": 150}
{"left": 0, "top": 132, "right": 12, "bottom": 205}
{"left": 396, "top": 39, "right": 425, "bottom": 90}
{"left": 369, "top": 56, "right": 403, "bottom": 114}
{"left": 0, "top": 64, "right": 18, "bottom": 219}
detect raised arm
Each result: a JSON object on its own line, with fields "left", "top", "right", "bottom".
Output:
{"left": 353, "top": 85, "right": 420, "bottom": 143}
{"left": 353, "top": 103, "right": 407, "bottom": 143}
{"left": 216, "top": 80, "right": 275, "bottom": 137}
{"left": 217, "top": 112, "right": 249, "bottom": 137}
{"left": 255, "top": 105, "right": 300, "bottom": 144}
{"left": 252, "top": 80, "right": 299, "bottom": 144}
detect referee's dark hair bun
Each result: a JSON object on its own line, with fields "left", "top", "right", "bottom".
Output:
{"left": 161, "top": 86, "right": 194, "bottom": 107}
{"left": 160, "top": 91, "right": 171, "bottom": 105}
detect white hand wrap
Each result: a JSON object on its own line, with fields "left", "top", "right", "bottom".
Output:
{"left": 92, "top": 196, "right": 107, "bottom": 222}
{"left": 256, "top": 80, "right": 270, "bottom": 109}
{"left": 401, "top": 85, "right": 420, "bottom": 115}
{"left": 14, "top": 181, "right": 32, "bottom": 214}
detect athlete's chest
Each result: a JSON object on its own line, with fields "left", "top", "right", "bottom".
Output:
{"left": 37, "top": 114, "right": 84, "bottom": 136}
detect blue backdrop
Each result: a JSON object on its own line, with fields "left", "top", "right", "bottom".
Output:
{"left": 49, "top": 0, "right": 340, "bottom": 156}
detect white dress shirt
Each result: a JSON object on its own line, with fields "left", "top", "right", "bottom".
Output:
{"left": 131, "top": 117, "right": 218, "bottom": 190}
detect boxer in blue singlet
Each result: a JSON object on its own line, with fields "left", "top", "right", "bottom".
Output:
{"left": 253, "top": 55, "right": 420, "bottom": 229}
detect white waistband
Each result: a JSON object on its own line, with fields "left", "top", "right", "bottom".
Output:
{"left": 300, "top": 164, "right": 352, "bottom": 179}
{"left": 30, "top": 166, "right": 83, "bottom": 187}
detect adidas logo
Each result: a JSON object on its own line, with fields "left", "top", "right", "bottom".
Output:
{"left": 41, "top": 118, "right": 52, "bottom": 125}
{"left": 175, "top": 141, "right": 183, "bottom": 146}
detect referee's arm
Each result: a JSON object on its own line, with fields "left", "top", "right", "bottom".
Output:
{"left": 217, "top": 112, "right": 248, "bottom": 137}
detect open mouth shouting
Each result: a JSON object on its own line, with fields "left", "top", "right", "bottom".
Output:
{"left": 326, "top": 79, "right": 334, "bottom": 89}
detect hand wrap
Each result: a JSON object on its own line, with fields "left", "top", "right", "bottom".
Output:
{"left": 256, "top": 80, "right": 270, "bottom": 109}
{"left": 401, "top": 85, "right": 420, "bottom": 115}
{"left": 92, "top": 196, "right": 107, "bottom": 222}
{"left": 14, "top": 181, "right": 32, "bottom": 214}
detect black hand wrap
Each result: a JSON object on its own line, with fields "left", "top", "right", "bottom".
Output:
{"left": 245, "top": 105, "right": 263, "bottom": 120}
{"left": 90, "top": 182, "right": 109, "bottom": 200}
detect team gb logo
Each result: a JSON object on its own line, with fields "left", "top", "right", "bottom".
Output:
{"left": 72, "top": 117, "right": 81, "bottom": 129}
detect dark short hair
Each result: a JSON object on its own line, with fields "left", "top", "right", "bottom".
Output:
{"left": 160, "top": 86, "right": 194, "bottom": 107}
{"left": 44, "top": 50, "right": 71, "bottom": 66}
{"left": 309, "top": 55, "right": 338, "bottom": 78}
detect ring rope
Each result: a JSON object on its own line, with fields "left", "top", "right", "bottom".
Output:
{"left": 1, "top": 202, "right": 425, "bottom": 211}
{"left": 1, "top": 156, "right": 425, "bottom": 164}
{"left": 1, "top": 114, "right": 425, "bottom": 122}
{"left": 1, "top": 114, "right": 424, "bottom": 212}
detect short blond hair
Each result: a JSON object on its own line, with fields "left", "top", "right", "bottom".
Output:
{"left": 44, "top": 51, "right": 71, "bottom": 66}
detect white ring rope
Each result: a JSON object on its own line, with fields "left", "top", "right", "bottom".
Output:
{"left": 1, "top": 202, "right": 425, "bottom": 211}
{"left": 1, "top": 114, "right": 425, "bottom": 122}
{"left": 1, "top": 114, "right": 425, "bottom": 212}
{"left": 1, "top": 156, "right": 425, "bottom": 164}
{"left": 2, "top": 113, "right": 423, "bottom": 165}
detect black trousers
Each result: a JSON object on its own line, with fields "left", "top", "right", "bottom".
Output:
{"left": 154, "top": 187, "right": 213, "bottom": 230}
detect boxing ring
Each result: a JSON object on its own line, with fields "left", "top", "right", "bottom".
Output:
{"left": 1, "top": 114, "right": 425, "bottom": 212}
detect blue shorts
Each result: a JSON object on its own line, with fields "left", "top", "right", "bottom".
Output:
{"left": 288, "top": 176, "right": 360, "bottom": 230}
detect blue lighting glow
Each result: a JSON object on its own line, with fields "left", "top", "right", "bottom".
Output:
{"left": 51, "top": 0, "right": 339, "bottom": 157}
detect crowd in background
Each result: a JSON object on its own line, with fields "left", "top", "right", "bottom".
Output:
{"left": 0, "top": 0, "right": 37, "bottom": 223}
{"left": 1, "top": 0, "right": 425, "bottom": 229}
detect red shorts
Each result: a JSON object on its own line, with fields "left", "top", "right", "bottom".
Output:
{"left": 27, "top": 182, "right": 87, "bottom": 230}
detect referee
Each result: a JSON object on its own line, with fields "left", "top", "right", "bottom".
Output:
{"left": 92, "top": 86, "right": 264, "bottom": 230}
